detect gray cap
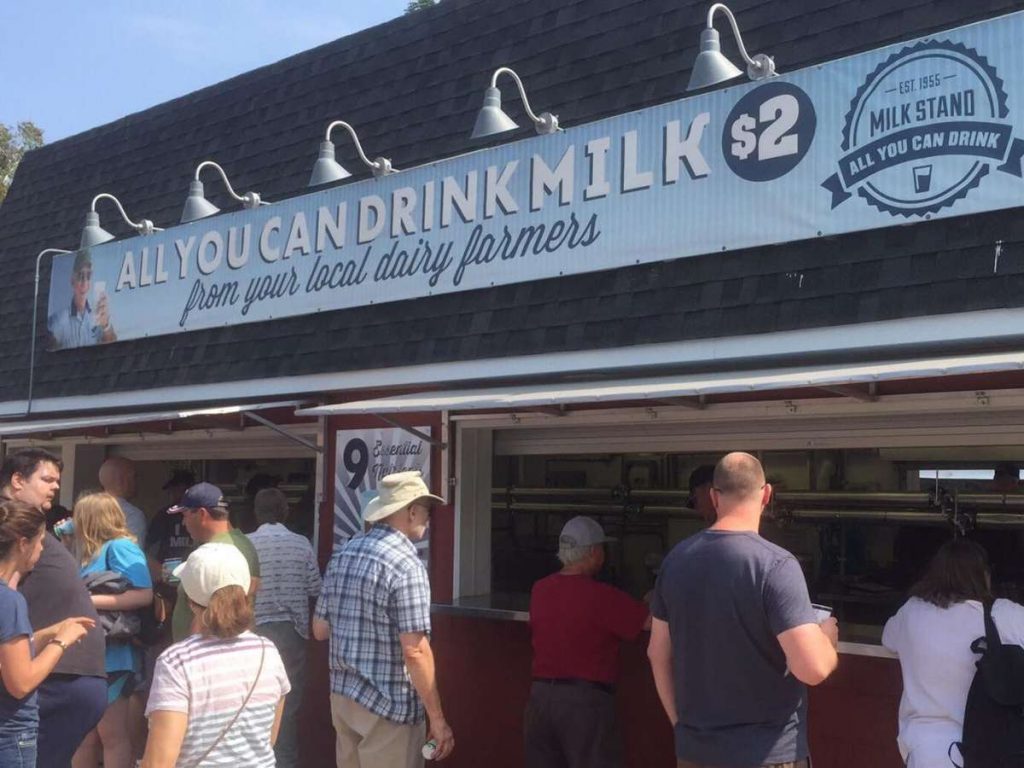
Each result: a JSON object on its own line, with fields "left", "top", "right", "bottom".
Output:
{"left": 558, "top": 516, "right": 615, "bottom": 550}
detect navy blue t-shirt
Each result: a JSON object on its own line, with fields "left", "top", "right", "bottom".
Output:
{"left": 651, "top": 530, "right": 817, "bottom": 766}
{"left": 0, "top": 580, "right": 39, "bottom": 731}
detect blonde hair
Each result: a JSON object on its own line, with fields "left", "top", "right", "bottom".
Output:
{"left": 73, "top": 491, "right": 135, "bottom": 565}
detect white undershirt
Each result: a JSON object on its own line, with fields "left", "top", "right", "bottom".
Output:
{"left": 882, "top": 597, "right": 1024, "bottom": 768}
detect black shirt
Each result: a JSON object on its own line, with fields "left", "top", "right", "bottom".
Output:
{"left": 19, "top": 534, "right": 105, "bottom": 678}
{"left": 144, "top": 505, "right": 194, "bottom": 564}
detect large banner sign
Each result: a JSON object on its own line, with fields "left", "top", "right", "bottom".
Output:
{"left": 333, "top": 427, "right": 431, "bottom": 553}
{"left": 46, "top": 12, "right": 1024, "bottom": 349}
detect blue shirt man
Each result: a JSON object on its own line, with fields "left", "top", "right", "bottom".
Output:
{"left": 47, "top": 250, "right": 116, "bottom": 350}
{"left": 648, "top": 452, "right": 839, "bottom": 768}
{"left": 313, "top": 470, "right": 454, "bottom": 767}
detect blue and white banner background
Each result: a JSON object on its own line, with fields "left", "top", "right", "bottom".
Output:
{"left": 333, "top": 427, "right": 431, "bottom": 556}
{"left": 47, "top": 12, "right": 1024, "bottom": 349}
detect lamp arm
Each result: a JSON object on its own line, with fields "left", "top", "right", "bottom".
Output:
{"left": 194, "top": 161, "right": 248, "bottom": 205}
{"left": 325, "top": 121, "right": 384, "bottom": 172}
{"left": 28, "top": 248, "right": 72, "bottom": 415}
{"left": 491, "top": 67, "right": 545, "bottom": 126}
{"left": 90, "top": 193, "right": 162, "bottom": 234}
{"left": 707, "top": 3, "right": 757, "bottom": 69}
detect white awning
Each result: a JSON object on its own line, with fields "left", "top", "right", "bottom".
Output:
{"left": 0, "top": 400, "right": 305, "bottom": 437}
{"left": 296, "top": 351, "right": 1024, "bottom": 416}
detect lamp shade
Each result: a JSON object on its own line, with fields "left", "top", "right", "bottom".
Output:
{"left": 79, "top": 211, "right": 115, "bottom": 249}
{"left": 687, "top": 28, "right": 743, "bottom": 91}
{"left": 470, "top": 87, "right": 519, "bottom": 139}
{"left": 308, "top": 140, "right": 351, "bottom": 187}
{"left": 180, "top": 180, "right": 221, "bottom": 224}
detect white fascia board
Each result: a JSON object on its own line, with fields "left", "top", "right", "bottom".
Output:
{"left": 299, "top": 352, "right": 1024, "bottom": 416}
{"left": 0, "top": 400, "right": 304, "bottom": 437}
{"left": 2, "top": 306, "right": 1023, "bottom": 418}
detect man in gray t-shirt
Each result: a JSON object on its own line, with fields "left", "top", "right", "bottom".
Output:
{"left": 649, "top": 452, "right": 839, "bottom": 768}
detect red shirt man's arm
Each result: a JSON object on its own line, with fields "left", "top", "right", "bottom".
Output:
{"left": 600, "top": 583, "right": 650, "bottom": 639}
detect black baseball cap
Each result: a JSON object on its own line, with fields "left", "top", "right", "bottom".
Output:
{"left": 688, "top": 465, "right": 716, "bottom": 493}
{"left": 162, "top": 469, "right": 196, "bottom": 491}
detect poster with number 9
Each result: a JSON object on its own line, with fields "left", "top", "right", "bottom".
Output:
{"left": 333, "top": 427, "right": 432, "bottom": 553}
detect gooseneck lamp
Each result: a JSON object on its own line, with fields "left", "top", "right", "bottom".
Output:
{"left": 80, "top": 193, "right": 163, "bottom": 249}
{"left": 470, "top": 67, "right": 560, "bottom": 139}
{"left": 687, "top": 3, "right": 777, "bottom": 91}
{"left": 308, "top": 120, "right": 398, "bottom": 187}
{"left": 180, "top": 161, "right": 268, "bottom": 224}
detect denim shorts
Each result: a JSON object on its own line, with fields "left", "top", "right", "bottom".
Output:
{"left": 0, "top": 727, "right": 38, "bottom": 768}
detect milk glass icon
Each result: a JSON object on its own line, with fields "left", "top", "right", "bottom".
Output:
{"left": 912, "top": 164, "right": 933, "bottom": 194}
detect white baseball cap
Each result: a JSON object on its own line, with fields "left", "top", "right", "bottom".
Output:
{"left": 173, "top": 543, "right": 251, "bottom": 607}
{"left": 558, "top": 516, "right": 615, "bottom": 550}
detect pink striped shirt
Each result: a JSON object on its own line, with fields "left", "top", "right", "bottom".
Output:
{"left": 147, "top": 631, "right": 290, "bottom": 766}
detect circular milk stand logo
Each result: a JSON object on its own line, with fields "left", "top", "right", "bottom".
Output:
{"left": 822, "top": 40, "right": 1024, "bottom": 217}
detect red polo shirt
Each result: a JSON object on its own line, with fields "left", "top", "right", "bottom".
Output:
{"left": 529, "top": 573, "right": 649, "bottom": 684}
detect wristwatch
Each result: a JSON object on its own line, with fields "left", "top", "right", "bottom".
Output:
{"left": 48, "top": 638, "right": 69, "bottom": 652}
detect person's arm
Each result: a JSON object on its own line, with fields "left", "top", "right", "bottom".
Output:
{"left": 92, "top": 587, "right": 154, "bottom": 611}
{"left": 777, "top": 619, "right": 838, "bottom": 685}
{"left": 400, "top": 631, "right": 454, "bottom": 759}
{"left": 140, "top": 710, "right": 188, "bottom": 768}
{"left": 312, "top": 618, "right": 330, "bottom": 642}
{"left": 763, "top": 557, "right": 838, "bottom": 686}
{"left": 269, "top": 698, "right": 287, "bottom": 746}
{"left": 0, "top": 618, "right": 94, "bottom": 698}
{"left": 99, "top": 539, "right": 154, "bottom": 610}
{"left": 647, "top": 618, "right": 678, "bottom": 726}
{"left": 312, "top": 558, "right": 336, "bottom": 642}
{"left": 306, "top": 545, "right": 323, "bottom": 597}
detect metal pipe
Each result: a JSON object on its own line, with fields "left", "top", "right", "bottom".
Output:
{"left": 492, "top": 501, "right": 703, "bottom": 518}
{"left": 775, "top": 492, "right": 932, "bottom": 507}
{"left": 28, "top": 248, "right": 72, "bottom": 415}
{"left": 786, "top": 509, "right": 948, "bottom": 524}
{"left": 956, "top": 494, "right": 1024, "bottom": 509}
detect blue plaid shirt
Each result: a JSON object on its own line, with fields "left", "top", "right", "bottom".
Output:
{"left": 315, "top": 524, "right": 431, "bottom": 724}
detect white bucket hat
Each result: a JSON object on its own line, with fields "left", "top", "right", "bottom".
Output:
{"left": 173, "top": 542, "right": 251, "bottom": 606}
{"left": 363, "top": 471, "right": 445, "bottom": 523}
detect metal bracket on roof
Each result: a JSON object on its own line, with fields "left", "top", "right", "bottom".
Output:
{"left": 819, "top": 383, "right": 878, "bottom": 403}
{"left": 655, "top": 395, "right": 707, "bottom": 409}
{"left": 529, "top": 405, "right": 568, "bottom": 417}
{"left": 373, "top": 414, "right": 447, "bottom": 448}
{"left": 241, "top": 410, "right": 321, "bottom": 453}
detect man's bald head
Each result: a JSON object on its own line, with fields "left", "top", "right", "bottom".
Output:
{"left": 713, "top": 452, "right": 766, "bottom": 499}
{"left": 99, "top": 456, "right": 136, "bottom": 498}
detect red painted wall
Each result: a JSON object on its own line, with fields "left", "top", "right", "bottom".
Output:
{"left": 428, "top": 615, "right": 904, "bottom": 768}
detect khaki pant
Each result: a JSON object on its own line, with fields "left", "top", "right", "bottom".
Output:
{"left": 330, "top": 693, "right": 426, "bottom": 768}
{"left": 678, "top": 760, "right": 809, "bottom": 768}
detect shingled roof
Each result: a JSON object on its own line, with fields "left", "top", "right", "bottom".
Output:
{"left": 0, "top": 0, "right": 1021, "bottom": 409}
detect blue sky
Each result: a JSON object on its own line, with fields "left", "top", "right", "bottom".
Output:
{"left": 0, "top": 1, "right": 411, "bottom": 142}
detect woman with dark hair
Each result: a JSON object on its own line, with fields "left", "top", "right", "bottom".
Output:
{"left": 141, "top": 543, "right": 289, "bottom": 768}
{"left": 0, "top": 499, "right": 94, "bottom": 767}
{"left": 883, "top": 538, "right": 1024, "bottom": 768}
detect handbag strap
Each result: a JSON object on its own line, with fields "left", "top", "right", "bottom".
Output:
{"left": 983, "top": 599, "right": 1001, "bottom": 646}
{"left": 185, "top": 639, "right": 266, "bottom": 768}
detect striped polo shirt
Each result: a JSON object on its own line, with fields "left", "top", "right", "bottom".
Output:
{"left": 146, "top": 631, "right": 290, "bottom": 766}
{"left": 248, "top": 523, "right": 322, "bottom": 639}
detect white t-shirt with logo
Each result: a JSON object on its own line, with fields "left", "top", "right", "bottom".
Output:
{"left": 882, "top": 597, "right": 1024, "bottom": 768}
